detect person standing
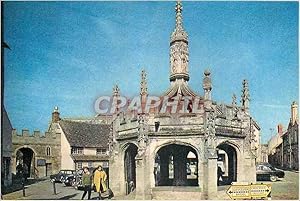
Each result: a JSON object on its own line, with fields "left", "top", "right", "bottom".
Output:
{"left": 23, "top": 163, "right": 29, "bottom": 182}
{"left": 81, "top": 167, "right": 92, "bottom": 200}
{"left": 93, "top": 165, "right": 107, "bottom": 199}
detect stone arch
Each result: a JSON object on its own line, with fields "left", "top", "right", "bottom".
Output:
{"left": 217, "top": 140, "right": 241, "bottom": 153}
{"left": 154, "top": 140, "right": 201, "bottom": 158}
{"left": 14, "top": 146, "right": 37, "bottom": 179}
{"left": 14, "top": 145, "right": 37, "bottom": 156}
{"left": 216, "top": 140, "right": 240, "bottom": 185}
{"left": 120, "top": 141, "right": 139, "bottom": 153}
{"left": 153, "top": 140, "right": 200, "bottom": 187}
{"left": 123, "top": 143, "right": 138, "bottom": 195}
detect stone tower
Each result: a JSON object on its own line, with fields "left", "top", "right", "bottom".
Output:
{"left": 52, "top": 106, "right": 60, "bottom": 123}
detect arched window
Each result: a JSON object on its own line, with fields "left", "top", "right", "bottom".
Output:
{"left": 46, "top": 147, "right": 51, "bottom": 156}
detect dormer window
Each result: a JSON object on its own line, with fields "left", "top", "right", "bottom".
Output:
{"left": 71, "top": 147, "right": 83, "bottom": 155}
{"left": 97, "top": 148, "right": 107, "bottom": 155}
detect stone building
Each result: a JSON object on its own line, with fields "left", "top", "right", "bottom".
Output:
{"left": 58, "top": 118, "right": 110, "bottom": 171}
{"left": 12, "top": 109, "right": 61, "bottom": 178}
{"left": 259, "top": 144, "right": 268, "bottom": 163}
{"left": 282, "top": 101, "right": 299, "bottom": 170}
{"left": 267, "top": 124, "right": 284, "bottom": 167}
{"left": 108, "top": 1, "right": 260, "bottom": 199}
{"left": 12, "top": 107, "right": 111, "bottom": 178}
{"left": 1, "top": 107, "right": 13, "bottom": 187}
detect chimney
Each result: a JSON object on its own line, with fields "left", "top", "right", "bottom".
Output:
{"left": 291, "top": 101, "right": 298, "bottom": 125}
{"left": 52, "top": 106, "right": 60, "bottom": 123}
{"left": 277, "top": 124, "right": 283, "bottom": 136}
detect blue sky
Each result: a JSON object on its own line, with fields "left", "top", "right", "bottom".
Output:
{"left": 3, "top": 1, "right": 298, "bottom": 143}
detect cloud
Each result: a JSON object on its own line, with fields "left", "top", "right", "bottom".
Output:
{"left": 261, "top": 104, "right": 289, "bottom": 109}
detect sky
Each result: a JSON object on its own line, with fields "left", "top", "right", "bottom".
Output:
{"left": 3, "top": 1, "right": 298, "bottom": 143}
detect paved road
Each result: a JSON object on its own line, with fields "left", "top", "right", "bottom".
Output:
{"left": 266, "top": 170, "right": 299, "bottom": 200}
{"left": 2, "top": 179, "right": 100, "bottom": 200}
{"left": 217, "top": 170, "right": 299, "bottom": 200}
{"left": 3, "top": 171, "right": 298, "bottom": 200}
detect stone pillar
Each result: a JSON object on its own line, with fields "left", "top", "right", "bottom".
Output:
{"left": 135, "top": 151, "right": 151, "bottom": 200}
{"left": 242, "top": 151, "right": 256, "bottom": 183}
{"left": 109, "top": 153, "right": 125, "bottom": 196}
{"left": 204, "top": 148, "right": 218, "bottom": 199}
{"left": 198, "top": 160, "right": 205, "bottom": 191}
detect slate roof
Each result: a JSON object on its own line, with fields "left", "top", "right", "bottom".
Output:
{"left": 59, "top": 120, "right": 110, "bottom": 148}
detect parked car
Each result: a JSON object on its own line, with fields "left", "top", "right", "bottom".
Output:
{"left": 73, "top": 169, "right": 84, "bottom": 190}
{"left": 256, "top": 163, "right": 285, "bottom": 182}
{"left": 62, "top": 171, "right": 78, "bottom": 186}
{"left": 50, "top": 170, "right": 75, "bottom": 183}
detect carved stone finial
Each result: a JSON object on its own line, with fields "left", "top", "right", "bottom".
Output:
{"left": 203, "top": 69, "right": 212, "bottom": 100}
{"left": 241, "top": 79, "right": 250, "bottom": 111}
{"left": 113, "top": 84, "right": 120, "bottom": 97}
{"left": 232, "top": 94, "right": 237, "bottom": 106}
{"left": 175, "top": 0, "right": 183, "bottom": 31}
{"left": 53, "top": 106, "right": 59, "bottom": 113}
{"left": 140, "top": 69, "right": 148, "bottom": 96}
{"left": 171, "top": 0, "right": 187, "bottom": 42}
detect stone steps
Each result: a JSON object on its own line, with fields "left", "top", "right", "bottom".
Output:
{"left": 151, "top": 187, "right": 203, "bottom": 200}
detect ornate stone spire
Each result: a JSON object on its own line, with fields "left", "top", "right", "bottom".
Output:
{"left": 203, "top": 69, "right": 212, "bottom": 100}
{"left": 169, "top": 0, "right": 189, "bottom": 82}
{"left": 241, "top": 79, "right": 250, "bottom": 111}
{"left": 140, "top": 69, "right": 148, "bottom": 96}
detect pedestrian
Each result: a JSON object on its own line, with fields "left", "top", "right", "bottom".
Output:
{"left": 93, "top": 165, "right": 107, "bottom": 200}
{"left": 23, "top": 163, "right": 29, "bottom": 182}
{"left": 16, "top": 163, "right": 23, "bottom": 177}
{"left": 81, "top": 167, "right": 92, "bottom": 200}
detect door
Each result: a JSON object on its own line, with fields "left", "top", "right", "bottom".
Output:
{"left": 46, "top": 163, "right": 52, "bottom": 176}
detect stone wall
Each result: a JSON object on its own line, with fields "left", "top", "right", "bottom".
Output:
{"left": 1, "top": 108, "right": 13, "bottom": 186}
{"left": 12, "top": 128, "right": 61, "bottom": 177}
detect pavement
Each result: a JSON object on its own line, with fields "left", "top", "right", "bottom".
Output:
{"left": 2, "top": 170, "right": 299, "bottom": 200}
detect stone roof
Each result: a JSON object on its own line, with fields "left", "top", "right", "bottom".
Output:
{"left": 59, "top": 120, "right": 110, "bottom": 148}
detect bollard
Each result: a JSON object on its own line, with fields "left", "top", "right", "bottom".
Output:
{"left": 22, "top": 180, "right": 26, "bottom": 197}
{"left": 53, "top": 181, "right": 57, "bottom": 195}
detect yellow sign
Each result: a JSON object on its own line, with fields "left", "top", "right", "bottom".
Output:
{"left": 226, "top": 183, "right": 271, "bottom": 200}
{"left": 250, "top": 184, "right": 271, "bottom": 199}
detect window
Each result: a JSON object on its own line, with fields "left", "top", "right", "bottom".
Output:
{"left": 71, "top": 147, "right": 83, "bottom": 155}
{"left": 46, "top": 147, "right": 51, "bottom": 156}
{"left": 88, "top": 161, "right": 93, "bottom": 167}
{"left": 155, "top": 122, "right": 160, "bottom": 132}
{"left": 77, "top": 162, "right": 82, "bottom": 169}
{"left": 262, "top": 165, "right": 270, "bottom": 171}
{"left": 96, "top": 148, "right": 107, "bottom": 155}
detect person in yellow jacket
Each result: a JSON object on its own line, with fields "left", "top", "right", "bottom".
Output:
{"left": 93, "top": 165, "right": 107, "bottom": 199}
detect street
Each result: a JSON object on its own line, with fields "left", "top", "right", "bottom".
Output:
{"left": 2, "top": 171, "right": 299, "bottom": 200}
